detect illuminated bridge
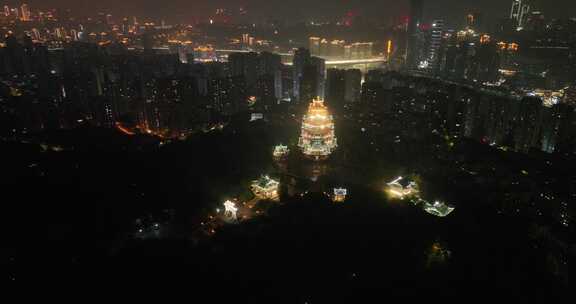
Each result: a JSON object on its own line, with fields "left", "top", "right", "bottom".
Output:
{"left": 146, "top": 47, "right": 386, "bottom": 70}
{"left": 214, "top": 49, "right": 386, "bottom": 69}
{"left": 284, "top": 57, "right": 387, "bottom": 66}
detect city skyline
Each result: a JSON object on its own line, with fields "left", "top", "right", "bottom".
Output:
{"left": 3, "top": 0, "right": 574, "bottom": 295}
{"left": 2, "top": 0, "right": 575, "bottom": 25}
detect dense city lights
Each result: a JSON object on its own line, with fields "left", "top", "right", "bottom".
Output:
{"left": 2, "top": 0, "right": 574, "bottom": 295}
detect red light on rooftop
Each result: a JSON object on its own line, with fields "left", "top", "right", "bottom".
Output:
{"left": 419, "top": 23, "right": 431, "bottom": 31}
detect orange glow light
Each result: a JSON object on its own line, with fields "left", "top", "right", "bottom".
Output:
{"left": 115, "top": 122, "right": 135, "bottom": 135}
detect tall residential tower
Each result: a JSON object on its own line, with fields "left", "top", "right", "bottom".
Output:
{"left": 406, "top": 0, "right": 424, "bottom": 70}
{"left": 510, "top": 0, "right": 532, "bottom": 30}
{"left": 426, "top": 20, "right": 444, "bottom": 73}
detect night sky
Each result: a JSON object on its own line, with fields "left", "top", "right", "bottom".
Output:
{"left": 3, "top": 0, "right": 575, "bottom": 24}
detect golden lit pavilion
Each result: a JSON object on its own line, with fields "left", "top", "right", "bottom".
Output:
{"left": 385, "top": 176, "right": 420, "bottom": 200}
{"left": 251, "top": 175, "right": 280, "bottom": 200}
{"left": 332, "top": 188, "right": 347, "bottom": 202}
{"left": 273, "top": 144, "right": 290, "bottom": 159}
{"left": 298, "top": 97, "right": 338, "bottom": 160}
{"left": 423, "top": 201, "right": 455, "bottom": 217}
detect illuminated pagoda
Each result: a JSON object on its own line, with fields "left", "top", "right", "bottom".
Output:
{"left": 251, "top": 175, "right": 280, "bottom": 200}
{"left": 385, "top": 176, "right": 419, "bottom": 200}
{"left": 423, "top": 201, "right": 455, "bottom": 217}
{"left": 273, "top": 144, "right": 290, "bottom": 159}
{"left": 298, "top": 97, "right": 338, "bottom": 160}
{"left": 332, "top": 188, "right": 348, "bottom": 202}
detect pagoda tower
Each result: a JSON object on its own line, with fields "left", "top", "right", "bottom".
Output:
{"left": 298, "top": 97, "right": 338, "bottom": 160}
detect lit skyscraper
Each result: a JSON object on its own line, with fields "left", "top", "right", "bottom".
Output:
{"left": 344, "top": 69, "right": 361, "bottom": 104}
{"left": 20, "top": 4, "right": 30, "bottom": 21}
{"left": 406, "top": 0, "right": 424, "bottom": 70}
{"left": 293, "top": 49, "right": 325, "bottom": 103}
{"left": 228, "top": 52, "right": 258, "bottom": 90}
{"left": 258, "top": 52, "right": 283, "bottom": 101}
{"left": 310, "top": 56, "right": 325, "bottom": 100}
{"left": 299, "top": 58, "right": 323, "bottom": 104}
{"left": 293, "top": 48, "right": 311, "bottom": 102}
{"left": 466, "top": 12, "right": 483, "bottom": 31}
{"left": 326, "top": 68, "right": 346, "bottom": 109}
{"left": 31, "top": 28, "right": 41, "bottom": 41}
{"left": 229, "top": 51, "right": 283, "bottom": 103}
{"left": 426, "top": 20, "right": 444, "bottom": 72}
{"left": 510, "top": 0, "right": 532, "bottom": 30}
{"left": 309, "top": 37, "right": 321, "bottom": 56}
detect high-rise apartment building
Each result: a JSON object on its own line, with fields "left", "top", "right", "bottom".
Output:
{"left": 426, "top": 20, "right": 444, "bottom": 72}
{"left": 406, "top": 0, "right": 424, "bottom": 70}
{"left": 510, "top": 0, "right": 532, "bottom": 30}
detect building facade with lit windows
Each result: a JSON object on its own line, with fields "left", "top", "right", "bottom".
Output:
{"left": 298, "top": 97, "right": 338, "bottom": 160}
{"left": 406, "top": 0, "right": 424, "bottom": 70}
{"left": 425, "top": 20, "right": 444, "bottom": 73}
